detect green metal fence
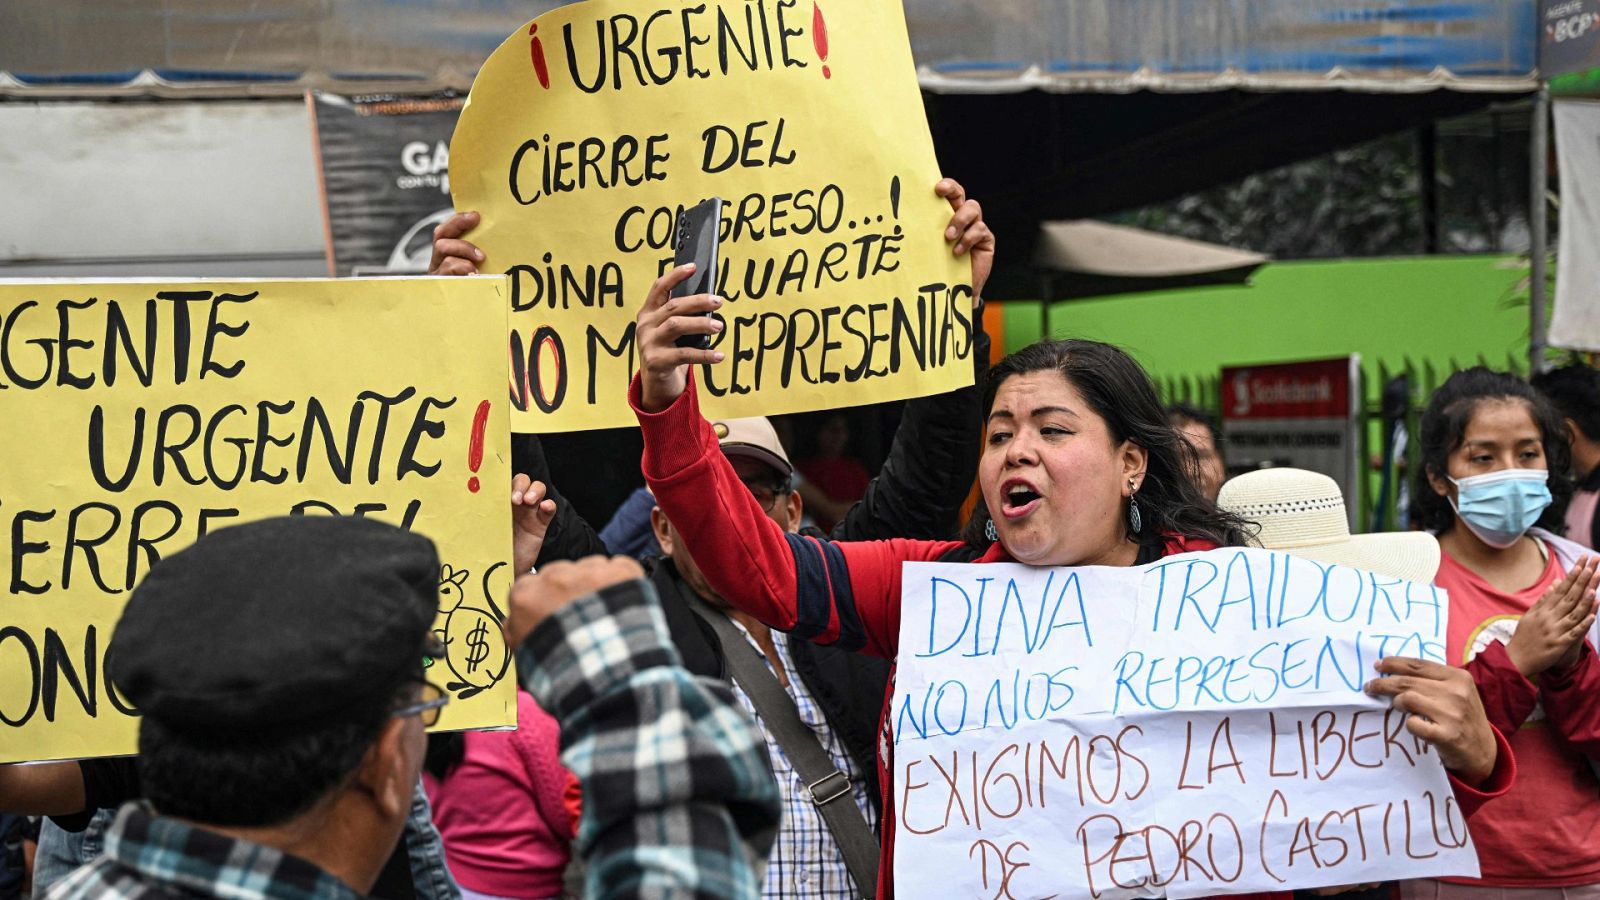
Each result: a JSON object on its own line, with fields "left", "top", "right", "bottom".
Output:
{"left": 1152, "top": 353, "right": 1529, "bottom": 534}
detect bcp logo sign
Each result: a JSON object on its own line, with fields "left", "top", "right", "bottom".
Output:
{"left": 1548, "top": 5, "right": 1600, "bottom": 43}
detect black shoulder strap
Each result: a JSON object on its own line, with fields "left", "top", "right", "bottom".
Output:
{"left": 682, "top": 594, "right": 879, "bottom": 899}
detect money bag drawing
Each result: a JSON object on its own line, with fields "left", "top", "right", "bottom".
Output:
{"left": 433, "top": 562, "right": 510, "bottom": 700}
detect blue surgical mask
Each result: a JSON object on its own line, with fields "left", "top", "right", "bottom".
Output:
{"left": 1448, "top": 468, "right": 1552, "bottom": 549}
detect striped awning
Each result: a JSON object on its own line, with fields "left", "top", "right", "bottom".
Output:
{"left": 1, "top": 0, "right": 1539, "bottom": 97}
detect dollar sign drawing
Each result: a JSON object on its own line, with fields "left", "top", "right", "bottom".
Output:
{"left": 465, "top": 620, "right": 490, "bottom": 673}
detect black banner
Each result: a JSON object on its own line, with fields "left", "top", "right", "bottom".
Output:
{"left": 309, "top": 92, "right": 463, "bottom": 275}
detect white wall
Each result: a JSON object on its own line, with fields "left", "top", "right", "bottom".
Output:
{"left": 0, "top": 100, "right": 327, "bottom": 277}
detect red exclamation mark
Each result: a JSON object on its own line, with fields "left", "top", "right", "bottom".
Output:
{"left": 466, "top": 400, "right": 491, "bottom": 493}
{"left": 529, "top": 24, "right": 550, "bottom": 89}
{"left": 812, "top": 3, "right": 830, "bottom": 79}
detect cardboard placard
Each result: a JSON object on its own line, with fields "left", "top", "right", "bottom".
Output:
{"left": 892, "top": 549, "right": 1478, "bottom": 897}
{"left": 449, "top": 0, "right": 975, "bottom": 432}
{"left": 0, "top": 277, "right": 517, "bottom": 763}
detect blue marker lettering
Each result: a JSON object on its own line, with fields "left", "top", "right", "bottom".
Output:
{"left": 1042, "top": 570, "right": 1093, "bottom": 648}
{"left": 1046, "top": 666, "right": 1077, "bottom": 712}
{"left": 1366, "top": 573, "right": 1403, "bottom": 627}
{"left": 932, "top": 680, "right": 969, "bottom": 736}
{"left": 1314, "top": 634, "right": 1364, "bottom": 691}
{"left": 1216, "top": 550, "right": 1259, "bottom": 631}
{"left": 1144, "top": 560, "right": 1185, "bottom": 632}
{"left": 1280, "top": 639, "right": 1312, "bottom": 690}
{"left": 1222, "top": 656, "right": 1253, "bottom": 704}
{"left": 920, "top": 577, "right": 972, "bottom": 657}
{"left": 1277, "top": 557, "right": 1322, "bottom": 627}
{"left": 982, "top": 669, "right": 1020, "bottom": 730}
{"left": 1147, "top": 656, "right": 1179, "bottom": 711}
{"left": 1321, "top": 564, "right": 1363, "bottom": 623}
{"left": 991, "top": 577, "right": 1034, "bottom": 656}
{"left": 965, "top": 577, "right": 992, "bottom": 658}
{"left": 1404, "top": 583, "right": 1444, "bottom": 638}
{"left": 1194, "top": 655, "right": 1228, "bottom": 704}
{"left": 895, "top": 683, "right": 931, "bottom": 743}
{"left": 1112, "top": 651, "right": 1147, "bottom": 715}
{"left": 1176, "top": 560, "right": 1221, "bottom": 633}
{"left": 1248, "top": 642, "right": 1283, "bottom": 702}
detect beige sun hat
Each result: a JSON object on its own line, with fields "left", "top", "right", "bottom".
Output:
{"left": 1217, "top": 467, "right": 1440, "bottom": 584}
{"left": 709, "top": 416, "right": 792, "bottom": 478}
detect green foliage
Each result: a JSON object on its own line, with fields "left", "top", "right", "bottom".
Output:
{"left": 1117, "top": 132, "right": 1424, "bottom": 258}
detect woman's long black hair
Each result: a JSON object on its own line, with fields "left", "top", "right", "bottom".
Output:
{"left": 1411, "top": 366, "right": 1572, "bottom": 535}
{"left": 963, "top": 338, "right": 1253, "bottom": 554}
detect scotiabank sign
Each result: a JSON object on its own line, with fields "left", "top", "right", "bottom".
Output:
{"left": 1224, "top": 358, "right": 1352, "bottom": 421}
{"left": 1221, "top": 356, "right": 1361, "bottom": 528}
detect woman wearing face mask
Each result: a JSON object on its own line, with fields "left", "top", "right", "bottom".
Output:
{"left": 1405, "top": 367, "right": 1600, "bottom": 900}
{"left": 634, "top": 253, "right": 1516, "bottom": 896}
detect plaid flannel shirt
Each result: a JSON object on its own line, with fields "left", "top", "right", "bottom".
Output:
{"left": 43, "top": 803, "right": 360, "bottom": 900}
{"left": 518, "top": 579, "right": 781, "bottom": 900}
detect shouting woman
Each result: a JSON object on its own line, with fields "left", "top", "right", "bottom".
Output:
{"left": 628, "top": 189, "right": 1511, "bottom": 899}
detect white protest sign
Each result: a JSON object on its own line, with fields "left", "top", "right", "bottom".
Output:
{"left": 892, "top": 547, "right": 1478, "bottom": 899}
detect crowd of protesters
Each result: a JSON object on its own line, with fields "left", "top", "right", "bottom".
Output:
{"left": 1, "top": 178, "right": 1597, "bottom": 900}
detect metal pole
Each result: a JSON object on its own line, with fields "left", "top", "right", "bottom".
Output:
{"left": 1530, "top": 89, "right": 1551, "bottom": 375}
{"left": 1419, "top": 124, "right": 1439, "bottom": 254}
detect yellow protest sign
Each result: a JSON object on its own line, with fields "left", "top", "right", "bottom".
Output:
{"left": 450, "top": 0, "right": 976, "bottom": 432}
{"left": 0, "top": 278, "right": 516, "bottom": 763}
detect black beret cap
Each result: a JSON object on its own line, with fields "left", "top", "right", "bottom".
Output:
{"left": 109, "top": 516, "right": 440, "bottom": 733}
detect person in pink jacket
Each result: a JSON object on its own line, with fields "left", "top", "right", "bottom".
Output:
{"left": 423, "top": 690, "right": 580, "bottom": 900}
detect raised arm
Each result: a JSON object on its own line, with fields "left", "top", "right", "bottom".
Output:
{"left": 831, "top": 321, "right": 987, "bottom": 543}
{"left": 508, "top": 559, "right": 780, "bottom": 900}
{"left": 1491, "top": 555, "right": 1600, "bottom": 752}
{"left": 831, "top": 178, "right": 993, "bottom": 543}
{"left": 1463, "top": 642, "right": 1542, "bottom": 740}
{"left": 631, "top": 283, "right": 958, "bottom": 657}
{"left": 511, "top": 435, "right": 610, "bottom": 571}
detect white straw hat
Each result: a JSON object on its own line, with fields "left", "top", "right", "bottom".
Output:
{"left": 1217, "top": 468, "right": 1440, "bottom": 584}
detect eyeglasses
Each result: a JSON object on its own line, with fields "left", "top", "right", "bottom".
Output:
{"left": 393, "top": 681, "right": 449, "bottom": 727}
{"left": 742, "top": 478, "right": 791, "bottom": 512}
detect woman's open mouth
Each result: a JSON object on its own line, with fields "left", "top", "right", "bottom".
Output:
{"left": 1001, "top": 480, "right": 1042, "bottom": 519}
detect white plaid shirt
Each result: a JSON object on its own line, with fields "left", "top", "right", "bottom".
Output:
{"left": 726, "top": 620, "right": 878, "bottom": 900}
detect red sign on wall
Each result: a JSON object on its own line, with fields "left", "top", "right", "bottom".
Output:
{"left": 1222, "top": 357, "right": 1354, "bottom": 422}
{"left": 1219, "top": 355, "right": 1361, "bottom": 529}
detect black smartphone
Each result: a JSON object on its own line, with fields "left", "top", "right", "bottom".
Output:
{"left": 671, "top": 197, "right": 723, "bottom": 350}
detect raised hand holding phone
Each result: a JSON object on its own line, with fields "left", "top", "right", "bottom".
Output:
{"left": 670, "top": 197, "right": 723, "bottom": 350}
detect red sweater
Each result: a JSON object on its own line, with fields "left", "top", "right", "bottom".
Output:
{"left": 633, "top": 374, "right": 1514, "bottom": 899}
{"left": 1445, "top": 548, "right": 1600, "bottom": 887}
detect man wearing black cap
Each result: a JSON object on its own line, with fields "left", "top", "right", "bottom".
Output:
{"left": 46, "top": 516, "right": 448, "bottom": 900}
{"left": 40, "top": 516, "right": 782, "bottom": 900}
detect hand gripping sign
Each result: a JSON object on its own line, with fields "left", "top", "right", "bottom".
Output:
{"left": 449, "top": 0, "right": 974, "bottom": 432}
{"left": 892, "top": 548, "right": 1480, "bottom": 898}
{"left": 0, "top": 277, "right": 517, "bottom": 763}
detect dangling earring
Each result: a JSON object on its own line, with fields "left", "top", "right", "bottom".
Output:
{"left": 1128, "top": 477, "right": 1143, "bottom": 535}
{"left": 984, "top": 519, "right": 998, "bottom": 542}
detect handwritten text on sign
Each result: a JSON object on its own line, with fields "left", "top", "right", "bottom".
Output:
{"left": 892, "top": 549, "right": 1476, "bottom": 898}
{"left": 449, "top": 0, "right": 973, "bottom": 432}
{"left": 0, "top": 278, "right": 517, "bottom": 763}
